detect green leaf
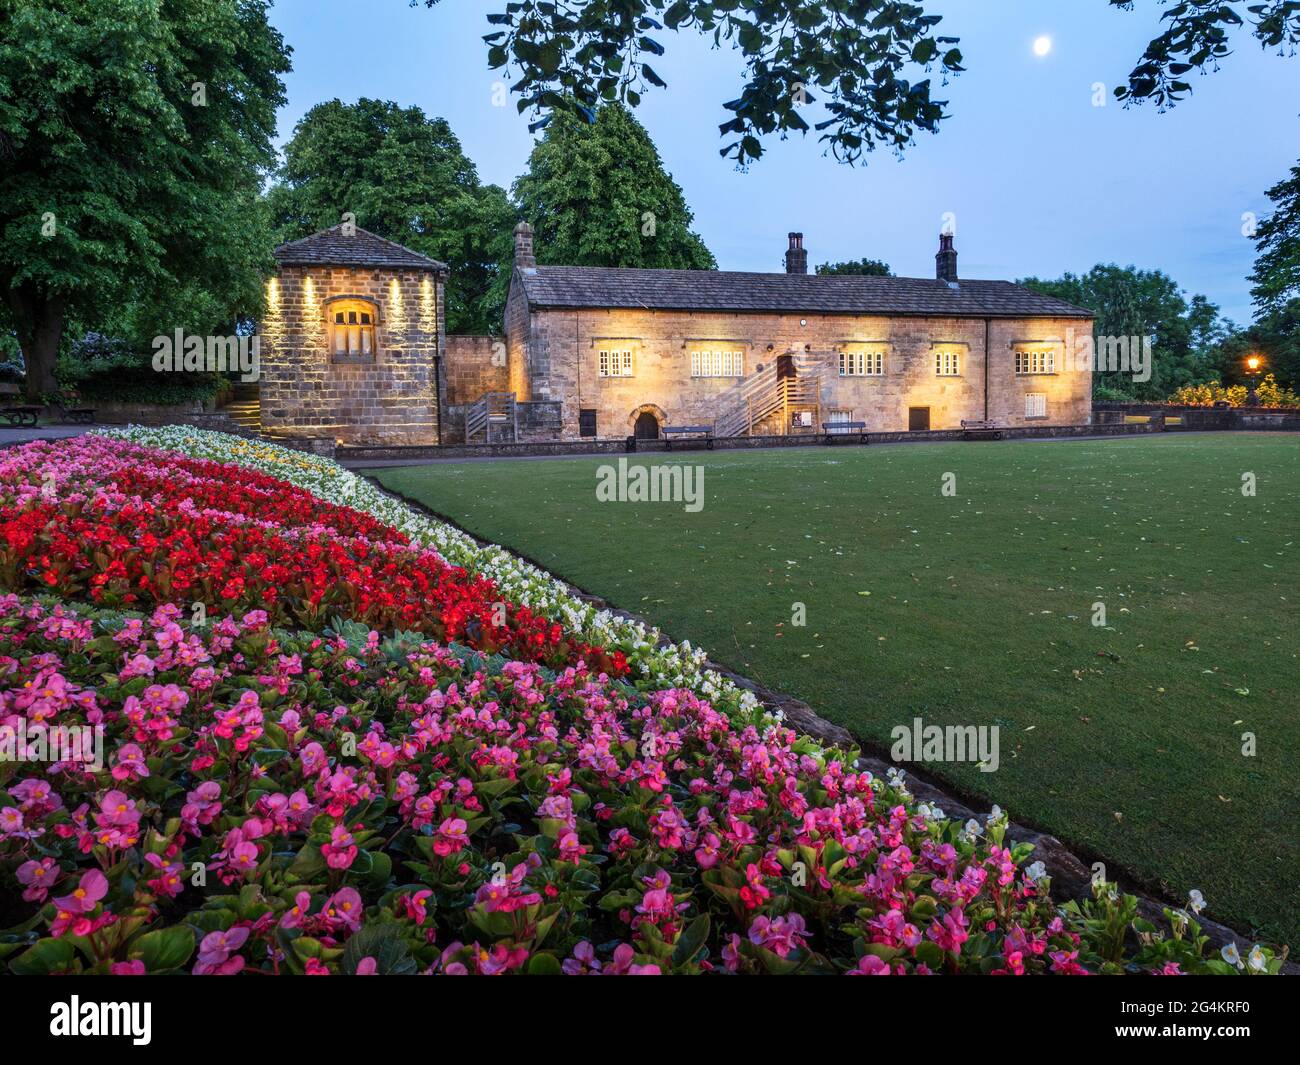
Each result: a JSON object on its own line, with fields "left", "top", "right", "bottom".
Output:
{"left": 134, "top": 926, "right": 196, "bottom": 972}
{"left": 9, "top": 937, "right": 77, "bottom": 975}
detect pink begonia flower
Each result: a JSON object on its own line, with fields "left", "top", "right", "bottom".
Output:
{"left": 194, "top": 926, "right": 249, "bottom": 976}
{"left": 562, "top": 941, "right": 601, "bottom": 975}
{"left": 111, "top": 960, "right": 147, "bottom": 975}
{"left": 847, "top": 955, "right": 893, "bottom": 975}
{"left": 748, "top": 913, "right": 809, "bottom": 959}
{"left": 606, "top": 943, "right": 660, "bottom": 976}
{"left": 16, "top": 857, "right": 58, "bottom": 902}
{"left": 304, "top": 958, "right": 331, "bottom": 975}
{"left": 324, "top": 887, "right": 363, "bottom": 933}
{"left": 111, "top": 743, "right": 149, "bottom": 781}
{"left": 53, "top": 868, "right": 108, "bottom": 914}
{"left": 432, "top": 817, "right": 468, "bottom": 857}
{"left": 401, "top": 890, "right": 433, "bottom": 925}
{"left": 355, "top": 957, "right": 378, "bottom": 975}
{"left": 1, "top": 807, "right": 26, "bottom": 835}
{"left": 321, "top": 824, "right": 358, "bottom": 869}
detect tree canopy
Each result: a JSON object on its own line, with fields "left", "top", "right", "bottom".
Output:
{"left": 0, "top": 0, "right": 290, "bottom": 400}
{"left": 816, "top": 258, "right": 893, "bottom": 277}
{"left": 1250, "top": 160, "right": 1300, "bottom": 314}
{"left": 513, "top": 102, "right": 715, "bottom": 270}
{"left": 266, "top": 99, "right": 516, "bottom": 335}
{"left": 1019, "top": 265, "right": 1228, "bottom": 400}
{"left": 423, "top": 0, "right": 1299, "bottom": 166}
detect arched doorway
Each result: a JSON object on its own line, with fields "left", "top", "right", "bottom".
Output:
{"left": 634, "top": 410, "right": 661, "bottom": 439}
{"left": 776, "top": 353, "right": 797, "bottom": 379}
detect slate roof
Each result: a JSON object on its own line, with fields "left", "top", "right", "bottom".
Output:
{"left": 516, "top": 266, "right": 1094, "bottom": 319}
{"left": 274, "top": 225, "right": 448, "bottom": 273}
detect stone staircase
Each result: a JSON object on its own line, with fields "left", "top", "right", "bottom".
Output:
{"left": 220, "top": 381, "right": 261, "bottom": 433}
{"left": 713, "top": 352, "right": 824, "bottom": 437}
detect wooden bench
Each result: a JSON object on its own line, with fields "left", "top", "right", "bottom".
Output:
{"left": 661, "top": 425, "right": 714, "bottom": 450}
{"left": 0, "top": 406, "right": 43, "bottom": 428}
{"left": 822, "top": 420, "right": 868, "bottom": 445}
{"left": 961, "top": 419, "right": 1004, "bottom": 441}
{"left": 52, "top": 403, "right": 97, "bottom": 425}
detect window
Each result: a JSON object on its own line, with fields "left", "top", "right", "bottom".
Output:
{"left": 827, "top": 409, "right": 854, "bottom": 434}
{"left": 690, "top": 350, "right": 745, "bottom": 377}
{"left": 935, "top": 350, "right": 961, "bottom": 376}
{"left": 599, "top": 349, "right": 634, "bottom": 377}
{"left": 329, "top": 300, "right": 378, "bottom": 359}
{"left": 839, "top": 350, "right": 884, "bottom": 376}
{"left": 1025, "top": 392, "right": 1048, "bottom": 419}
{"left": 579, "top": 409, "right": 597, "bottom": 437}
{"left": 1015, "top": 348, "right": 1056, "bottom": 375}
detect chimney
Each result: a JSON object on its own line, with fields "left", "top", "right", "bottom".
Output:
{"left": 936, "top": 232, "right": 958, "bottom": 283}
{"left": 784, "top": 232, "right": 808, "bottom": 274}
{"left": 514, "top": 220, "right": 536, "bottom": 270}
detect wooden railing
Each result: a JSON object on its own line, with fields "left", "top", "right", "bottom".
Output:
{"left": 465, "top": 391, "right": 518, "bottom": 443}
{"left": 714, "top": 352, "right": 824, "bottom": 437}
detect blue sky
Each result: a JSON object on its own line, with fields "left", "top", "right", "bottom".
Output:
{"left": 268, "top": 0, "right": 1298, "bottom": 325}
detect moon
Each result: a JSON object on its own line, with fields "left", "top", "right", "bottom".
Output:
{"left": 1033, "top": 35, "right": 1053, "bottom": 57}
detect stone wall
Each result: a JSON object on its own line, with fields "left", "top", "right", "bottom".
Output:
{"left": 444, "top": 335, "right": 508, "bottom": 406}
{"left": 260, "top": 264, "right": 442, "bottom": 445}
{"left": 511, "top": 306, "right": 1093, "bottom": 439}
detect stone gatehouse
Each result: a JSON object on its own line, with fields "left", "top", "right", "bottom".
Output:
{"left": 260, "top": 226, "right": 447, "bottom": 444}
{"left": 257, "top": 224, "right": 1094, "bottom": 445}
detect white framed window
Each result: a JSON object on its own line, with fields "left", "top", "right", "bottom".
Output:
{"left": 839, "top": 350, "right": 884, "bottom": 376}
{"left": 1025, "top": 392, "right": 1048, "bottom": 419}
{"left": 1015, "top": 348, "right": 1055, "bottom": 375}
{"left": 935, "top": 350, "right": 961, "bottom": 376}
{"left": 690, "top": 350, "right": 744, "bottom": 377}
{"left": 599, "top": 349, "right": 634, "bottom": 377}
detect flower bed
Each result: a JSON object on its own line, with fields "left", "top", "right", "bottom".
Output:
{"left": 0, "top": 437, "right": 622, "bottom": 674}
{"left": 0, "top": 429, "right": 1280, "bottom": 975}
{"left": 103, "top": 427, "right": 760, "bottom": 724}
{"left": 0, "top": 596, "right": 1273, "bottom": 975}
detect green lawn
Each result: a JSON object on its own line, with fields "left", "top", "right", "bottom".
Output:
{"left": 366, "top": 434, "right": 1300, "bottom": 947}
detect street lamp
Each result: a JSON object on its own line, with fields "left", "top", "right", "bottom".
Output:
{"left": 1244, "top": 354, "right": 1264, "bottom": 406}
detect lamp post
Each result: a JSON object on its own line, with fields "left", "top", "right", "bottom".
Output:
{"left": 1244, "top": 355, "right": 1263, "bottom": 407}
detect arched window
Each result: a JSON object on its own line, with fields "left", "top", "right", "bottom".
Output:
{"left": 328, "top": 299, "right": 378, "bottom": 359}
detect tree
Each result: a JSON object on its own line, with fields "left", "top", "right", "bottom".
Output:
{"left": 0, "top": 0, "right": 290, "bottom": 401}
{"left": 1218, "top": 299, "right": 1300, "bottom": 388}
{"left": 513, "top": 102, "right": 715, "bottom": 270}
{"left": 422, "top": 1, "right": 1298, "bottom": 166}
{"left": 1019, "top": 265, "right": 1227, "bottom": 399}
{"left": 816, "top": 258, "right": 893, "bottom": 277}
{"left": 1250, "top": 161, "right": 1300, "bottom": 314}
{"left": 266, "top": 99, "right": 515, "bottom": 335}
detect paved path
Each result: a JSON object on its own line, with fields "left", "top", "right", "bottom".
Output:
{"left": 0, "top": 425, "right": 96, "bottom": 447}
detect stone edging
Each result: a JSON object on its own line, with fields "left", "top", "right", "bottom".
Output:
{"left": 362, "top": 473, "right": 1295, "bottom": 971}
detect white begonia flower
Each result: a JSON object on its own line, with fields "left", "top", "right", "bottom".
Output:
{"left": 1221, "top": 943, "right": 1243, "bottom": 968}
{"left": 1247, "top": 946, "right": 1267, "bottom": 973}
{"left": 1187, "top": 889, "right": 1206, "bottom": 914}
{"left": 1025, "top": 861, "right": 1047, "bottom": 883}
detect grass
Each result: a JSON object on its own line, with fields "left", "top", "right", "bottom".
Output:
{"left": 366, "top": 434, "right": 1300, "bottom": 947}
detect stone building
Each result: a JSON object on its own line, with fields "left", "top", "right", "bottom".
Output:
{"left": 256, "top": 222, "right": 1094, "bottom": 446}
{"left": 259, "top": 225, "right": 447, "bottom": 444}
{"left": 469, "top": 225, "right": 1095, "bottom": 441}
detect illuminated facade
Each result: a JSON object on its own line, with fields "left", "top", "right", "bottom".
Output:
{"left": 260, "top": 226, "right": 447, "bottom": 445}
